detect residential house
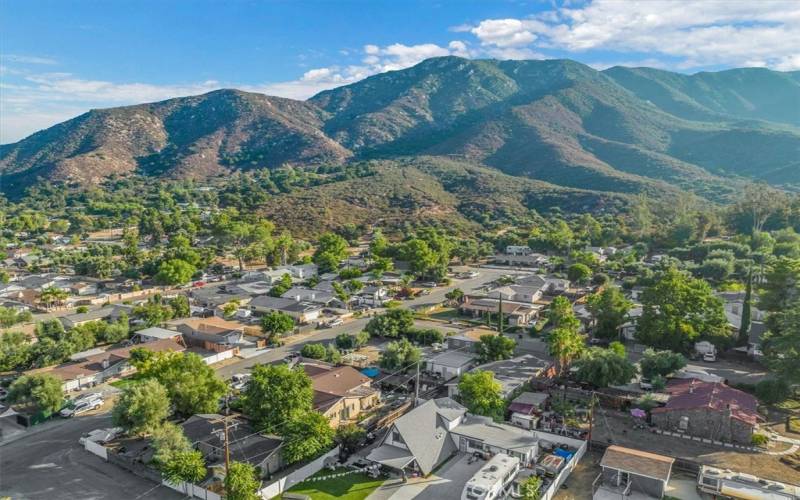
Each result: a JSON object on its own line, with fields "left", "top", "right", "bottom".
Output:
{"left": 277, "top": 263, "right": 318, "bottom": 280}
{"left": 651, "top": 379, "right": 759, "bottom": 444}
{"left": 281, "top": 287, "right": 338, "bottom": 307}
{"left": 358, "top": 285, "right": 388, "bottom": 307}
{"left": 189, "top": 285, "right": 252, "bottom": 311}
{"left": 505, "top": 245, "right": 533, "bottom": 255}
{"left": 618, "top": 306, "right": 642, "bottom": 341}
{"left": 70, "top": 281, "right": 99, "bottom": 296}
{"left": 45, "top": 338, "right": 186, "bottom": 392}
{"left": 446, "top": 328, "right": 497, "bottom": 352}
{"left": 301, "top": 361, "right": 381, "bottom": 427}
{"left": 249, "top": 296, "right": 322, "bottom": 323}
{"left": 60, "top": 304, "right": 133, "bottom": 329}
{"left": 487, "top": 284, "right": 543, "bottom": 304}
{"left": 459, "top": 297, "right": 542, "bottom": 326}
{"left": 508, "top": 392, "right": 549, "bottom": 430}
{"left": 366, "top": 398, "right": 539, "bottom": 476}
{"left": 234, "top": 280, "right": 273, "bottom": 295}
{"left": 181, "top": 414, "right": 285, "bottom": 478}
{"left": 493, "top": 253, "right": 549, "bottom": 267}
{"left": 131, "top": 326, "right": 184, "bottom": 344}
{"left": 169, "top": 316, "right": 244, "bottom": 350}
{"left": 594, "top": 446, "right": 674, "bottom": 499}
{"left": 426, "top": 351, "right": 476, "bottom": 380}
{"left": 449, "top": 353, "right": 552, "bottom": 399}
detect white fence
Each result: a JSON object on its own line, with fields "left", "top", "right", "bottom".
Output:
{"left": 84, "top": 439, "right": 108, "bottom": 460}
{"left": 163, "top": 480, "right": 222, "bottom": 500}
{"left": 258, "top": 446, "right": 340, "bottom": 499}
{"left": 203, "top": 348, "right": 235, "bottom": 365}
{"left": 532, "top": 431, "right": 587, "bottom": 500}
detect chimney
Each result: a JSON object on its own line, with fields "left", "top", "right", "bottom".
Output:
{"left": 101, "top": 358, "right": 109, "bottom": 369}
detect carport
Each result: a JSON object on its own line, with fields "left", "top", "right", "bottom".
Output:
{"left": 366, "top": 444, "right": 417, "bottom": 475}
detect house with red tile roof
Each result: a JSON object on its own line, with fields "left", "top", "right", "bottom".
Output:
{"left": 651, "top": 379, "right": 760, "bottom": 444}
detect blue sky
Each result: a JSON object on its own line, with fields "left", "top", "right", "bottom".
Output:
{"left": 2, "top": 0, "right": 799, "bottom": 143}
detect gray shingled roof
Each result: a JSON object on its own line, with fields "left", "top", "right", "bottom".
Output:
{"left": 385, "top": 398, "right": 466, "bottom": 475}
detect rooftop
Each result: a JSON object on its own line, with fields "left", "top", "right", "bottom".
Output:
{"left": 600, "top": 445, "right": 674, "bottom": 482}
{"left": 653, "top": 379, "right": 759, "bottom": 425}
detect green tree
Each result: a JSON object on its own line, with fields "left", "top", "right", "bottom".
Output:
{"left": 738, "top": 268, "right": 753, "bottom": 346}
{"left": 331, "top": 282, "right": 351, "bottom": 308}
{"left": 112, "top": 379, "right": 170, "bottom": 435}
{"left": 132, "top": 351, "right": 227, "bottom": 417}
{"left": 762, "top": 302, "right": 800, "bottom": 384}
{"left": 7, "top": 373, "right": 64, "bottom": 413}
{"left": 547, "top": 326, "right": 585, "bottom": 376}
{"left": 335, "top": 423, "right": 367, "bottom": 455}
{"left": 639, "top": 349, "right": 687, "bottom": 379}
{"left": 335, "top": 331, "right": 369, "bottom": 350}
{"left": 282, "top": 411, "right": 336, "bottom": 464}
{"left": 548, "top": 296, "right": 580, "bottom": 330}
{"left": 636, "top": 267, "right": 729, "bottom": 353}
{"left": 242, "top": 364, "right": 312, "bottom": 433}
{"left": 573, "top": 348, "right": 638, "bottom": 388}
{"left": 169, "top": 295, "right": 191, "bottom": 319}
{"left": 0, "top": 306, "right": 33, "bottom": 328}
{"left": 365, "top": 308, "right": 414, "bottom": 338}
{"left": 519, "top": 475, "right": 543, "bottom": 500}
{"left": 155, "top": 258, "right": 196, "bottom": 286}
{"left": 476, "top": 334, "right": 516, "bottom": 363}
{"left": 300, "top": 343, "right": 327, "bottom": 359}
{"left": 161, "top": 450, "right": 206, "bottom": 492}
{"left": 458, "top": 370, "right": 505, "bottom": 421}
{"left": 445, "top": 288, "right": 464, "bottom": 305}
{"left": 260, "top": 310, "right": 295, "bottom": 343}
{"left": 567, "top": 263, "right": 592, "bottom": 283}
{"left": 0, "top": 331, "right": 32, "bottom": 371}
{"left": 760, "top": 257, "right": 800, "bottom": 312}
{"left": 313, "top": 233, "right": 349, "bottom": 273}
{"left": 224, "top": 461, "right": 261, "bottom": 500}
{"left": 586, "top": 286, "right": 632, "bottom": 340}
{"left": 379, "top": 338, "right": 420, "bottom": 370}
{"left": 268, "top": 273, "right": 293, "bottom": 297}
{"left": 151, "top": 422, "right": 192, "bottom": 466}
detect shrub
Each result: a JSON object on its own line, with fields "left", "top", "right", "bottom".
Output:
{"left": 756, "top": 379, "right": 791, "bottom": 404}
{"left": 751, "top": 433, "right": 769, "bottom": 447}
{"left": 300, "top": 343, "right": 327, "bottom": 360}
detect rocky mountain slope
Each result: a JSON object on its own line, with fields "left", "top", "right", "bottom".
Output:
{"left": 2, "top": 57, "right": 799, "bottom": 199}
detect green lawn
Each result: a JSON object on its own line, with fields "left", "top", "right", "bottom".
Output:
{"left": 283, "top": 468, "right": 384, "bottom": 500}
{"left": 109, "top": 374, "right": 145, "bottom": 390}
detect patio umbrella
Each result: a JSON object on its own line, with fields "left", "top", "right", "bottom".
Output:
{"left": 630, "top": 408, "right": 647, "bottom": 419}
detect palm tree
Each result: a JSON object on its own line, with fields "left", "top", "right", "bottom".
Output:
{"left": 40, "top": 286, "right": 68, "bottom": 309}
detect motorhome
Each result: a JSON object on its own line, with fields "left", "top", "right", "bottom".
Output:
{"left": 462, "top": 453, "right": 520, "bottom": 500}
{"left": 697, "top": 466, "right": 800, "bottom": 499}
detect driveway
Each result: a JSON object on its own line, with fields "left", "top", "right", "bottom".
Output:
{"left": 0, "top": 414, "right": 181, "bottom": 500}
{"left": 368, "top": 454, "right": 484, "bottom": 500}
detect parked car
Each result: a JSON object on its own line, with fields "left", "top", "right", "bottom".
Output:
{"left": 703, "top": 351, "right": 717, "bottom": 362}
{"left": 328, "top": 317, "right": 344, "bottom": 327}
{"left": 230, "top": 373, "right": 251, "bottom": 390}
{"left": 71, "top": 392, "right": 102, "bottom": 406}
{"left": 61, "top": 398, "right": 103, "bottom": 418}
{"left": 420, "top": 282, "right": 438, "bottom": 288}
{"left": 0, "top": 388, "right": 7, "bottom": 401}
{"left": 639, "top": 378, "right": 653, "bottom": 391}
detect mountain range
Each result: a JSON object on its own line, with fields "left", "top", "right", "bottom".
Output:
{"left": 2, "top": 56, "right": 799, "bottom": 207}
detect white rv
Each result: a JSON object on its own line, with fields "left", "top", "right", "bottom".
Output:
{"left": 698, "top": 466, "right": 800, "bottom": 499}
{"left": 462, "top": 453, "right": 520, "bottom": 500}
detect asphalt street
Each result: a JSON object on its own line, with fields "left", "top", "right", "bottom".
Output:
{"left": 0, "top": 414, "right": 182, "bottom": 500}
{"left": 0, "top": 265, "right": 516, "bottom": 499}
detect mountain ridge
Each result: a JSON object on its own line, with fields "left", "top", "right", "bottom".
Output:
{"left": 2, "top": 56, "right": 799, "bottom": 200}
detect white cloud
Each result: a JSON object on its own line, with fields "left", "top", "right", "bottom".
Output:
{"left": 464, "top": 0, "right": 800, "bottom": 70}
{"left": 1, "top": 54, "right": 58, "bottom": 65}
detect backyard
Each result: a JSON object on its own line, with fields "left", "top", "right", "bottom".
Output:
{"left": 282, "top": 468, "right": 385, "bottom": 500}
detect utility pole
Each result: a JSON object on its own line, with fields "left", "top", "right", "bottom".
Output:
{"left": 414, "top": 361, "right": 420, "bottom": 407}
{"left": 223, "top": 416, "right": 231, "bottom": 475}
{"left": 498, "top": 294, "right": 503, "bottom": 334}
{"left": 587, "top": 391, "right": 597, "bottom": 445}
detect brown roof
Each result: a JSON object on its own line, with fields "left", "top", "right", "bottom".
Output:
{"left": 310, "top": 366, "right": 371, "bottom": 396}
{"left": 171, "top": 316, "right": 244, "bottom": 332}
{"left": 600, "top": 446, "right": 674, "bottom": 482}
{"left": 46, "top": 338, "right": 186, "bottom": 382}
{"left": 652, "top": 379, "right": 759, "bottom": 425}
